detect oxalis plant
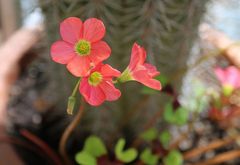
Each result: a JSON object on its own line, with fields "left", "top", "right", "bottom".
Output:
{"left": 50, "top": 17, "right": 162, "bottom": 165}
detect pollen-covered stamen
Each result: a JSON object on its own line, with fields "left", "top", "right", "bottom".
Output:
{"left": 75, "top": 40, "right": 91, "bottom": 56}
{"left": 88, "top": 72, "right": 103, "bottom": 86}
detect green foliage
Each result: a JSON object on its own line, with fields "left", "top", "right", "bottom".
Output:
{"left": 115, "top": 138, "right": 138, "bottom": 163}
{"left": 140, "top": 128, "right": 158, "bottom": 142}
{"left": 174, "top": 107, "right": 188, "bottom": 125}
{"left": 163, "top": 150, "right": 183, "bottom": 165}
{"left": 157, "top": 75, "right": 169, "bottom": 87}
{"left": 141, "top": 86, "right": 160, "bottom": 95}
{"left": 83, "top": 136, "right": 107, "bottom": 157}
{"left": 75, "top": 136, "right": 107, "bottom": 165}
{"left": 163, "top": 103, "right": 189, "bottom": 125}
{"left": 159, "top": 131, "right": 171, "bottom": 148}
{"left": 164, "top": 103, "right": 175, "bottom": 123}
{"left": 75, "top": 151, "right": 97, "bottom": 165}
{"left": 140, "top": 148, "right": 159, "bottom": 165}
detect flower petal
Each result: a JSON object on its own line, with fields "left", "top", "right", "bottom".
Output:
{"left": 67, "top": 56, "right": 91, "bottom": 77}
{"left": 214, "top": 67, "right": 226, "bottom": 85}
{"left": 83, "top": 18, "right": 105, "bottom": 43}
{"left": 128, "top": 43, "right": 146, "bottom": 70}
{"left": 133, "top": 70, "right": 161, "bottom": 90}
{"left": 226, "top": 66, "right": 240, "bottom": 88}
{"left": 60, "top": 17, "right": 83, "bottom": 44}
{"left": 80, "top": 79, "right": 105, "bottom": 106}
{"left": 143, "top": 63, "right": 160, "bottom": 77}
{"left": 100, "top": 81, "right": 121, "bottom": 101}
{"left": 100, "top": 64, "right": 121, "bottom": 78}
{"left": 89, "top": 41, "right": 111, "bottom": 65}
{"left": 50, "top": 41, "right": 76, "bottom": 64}
{"left": 79, "top": 78, "right": 91, "bottom": 99}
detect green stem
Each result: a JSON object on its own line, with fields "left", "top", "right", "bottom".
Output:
{"left": 60, "top": 98, "right": 85, "bottom": 165}
{"left": 71, "top": 78, "right": 81, "bottom": 96}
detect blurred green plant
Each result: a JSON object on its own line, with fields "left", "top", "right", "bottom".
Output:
{"left": 159, "top": 130, "right": 171, "bottom": 149}
{"left": 83, "top": 136, "right": 107, "bottom": 157}
{"left": 75, "top": 136, "right": 107, "bottom": 165}
{"left": 140, "top": 128, "right": 158, "bottom": 142}
{"left": 140, "top": 148, "right": 159, "bottom": 165}
{"left": 75, "top": 151, "right": 97, "bottom": 165}
{"left": 163, "top": 150, "right": 183, "bottom": 165}
{"left": 115, "top": 138, "right": 138, "bottom": 163}
{"left": 163, "top": 103, "right": 189, "bottom": 126}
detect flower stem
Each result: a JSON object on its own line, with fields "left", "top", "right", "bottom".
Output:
{"left": 71, "top": 78, "right": 81, "bottom": 96}
{"left": 59, "top": 98, "right": 85, "bottom": 165}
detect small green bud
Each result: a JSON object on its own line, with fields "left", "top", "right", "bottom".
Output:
{"left": 67, "top": 96, "right": 76, "bottom": 115}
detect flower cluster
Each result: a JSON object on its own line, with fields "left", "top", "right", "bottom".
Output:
{"left": 51, "top": 17, "right": 161, "bottom": 107}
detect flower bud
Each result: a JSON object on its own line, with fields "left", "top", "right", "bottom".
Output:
{"left": 67, "top": 96, "right": 76, "bottom": 115}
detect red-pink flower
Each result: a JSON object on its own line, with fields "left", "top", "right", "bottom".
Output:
{"left": 214, "top": 66, "right": 240, "bottom": 95}
{"left": 79, "top": 63, "right": 121, "bottom": 106}
{"left": 118, "top": 43, "right": 161, "bottom": 90}
{"left": 51, "top": 17, "right": 111, "bottom": 77}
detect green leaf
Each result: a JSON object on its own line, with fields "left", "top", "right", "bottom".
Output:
{"left": 141, "top": 86, "right": 159, "bottom": 95}
{"left": 164, "top": 103, "right": 189, "bottom": 126}
{"left": 164, "top": 150, "right": 183, "bottom": 165}
{"left": 159, "top": 131, "right": 171, "bottom": 148}
{"left": 75, "top": 151, "right": 97, "bottom": 165}
{"left": 174, "top": 107, "right": 188, "bottom": 125}
{"left": 83, "top": 136, "right": 107, "bottom": 158}
{"left": 155, "top": 75, "right": 169, "bottom": 88}
{"left": 115, "top": 138, "right": 137, "bottom": 163}
{"left": 163, "top": 103, "right": 175, "bottom": 123}
{"left": 140, "top": 148, "right": 159, "bottom": 165}
{"left": 140, "top": 128, "right": 158, "bottom": 142}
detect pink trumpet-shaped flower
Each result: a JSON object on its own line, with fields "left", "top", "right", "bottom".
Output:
{"left": 118, "top": 43, "right": 161, "bottom": 90}
{"left": 214, "top": 66, "right": 240, "bottom": 95}
{"left": 79, "top": 63, "right": 121, "bottom": 106}
{"left": 51, "top": 17, "right": 111, "bottom": 77}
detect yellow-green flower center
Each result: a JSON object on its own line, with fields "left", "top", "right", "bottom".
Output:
{"left": 75, "top": 40, "right": 91, "bottom": 56}
{"left": 88, "top": 72, "right": 103, "bottom": 86}
{"left": 223, "top": 84, "right": 234, "bottom": 96}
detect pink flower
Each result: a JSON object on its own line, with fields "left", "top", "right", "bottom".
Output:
{"left": 118, "top": 43, "right": 161, "bottom": 90}
{"left": 51, "top": 17, "right": 111, "bottom": 77}
{"left": 79, "top": 63, "right": 121, "bottom": 106}
{"left": 214, "top": 66, "right": 240, "bottom": 95}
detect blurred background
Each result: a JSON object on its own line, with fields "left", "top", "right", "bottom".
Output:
{"left": 0, "top": 0, "right": 240, "bottom": 165}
